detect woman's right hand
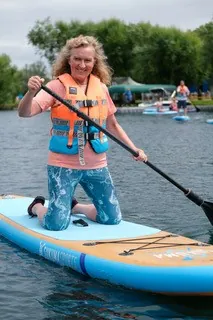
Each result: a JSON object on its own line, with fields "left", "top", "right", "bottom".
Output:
{"left": 28, "top": 76, "right": 45, "bottom": 94}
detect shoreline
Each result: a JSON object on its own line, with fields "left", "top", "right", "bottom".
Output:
{"left": 116, "top": 105, "right": 213, "bottom": 114}
{"left": 1, "top": 105, "right": 213, "bottom": 113}
{"left": 194, "top": 105, "right": 213, "bottom": 112}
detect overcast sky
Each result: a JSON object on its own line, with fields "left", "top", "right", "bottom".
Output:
{"left": 0, "top": 0, "right": 212, "bottom": 69}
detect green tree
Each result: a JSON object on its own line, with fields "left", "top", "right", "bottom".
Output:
{"left": 0, "top": 54, "right": 20, "bottom": 107}
{"left": 19, "top": 60, "right": 50, "bottom": 94}
{"left": 28, "top": 17, "right": 97, "bottom": 64}
{"left": 95, "top": 19, "right": 134, "bottom": 76}
{"left": 194, "top": 21, "right": 213, "bottom": 81}
{"left": 131, "top": 25, "right": 203, "bottom": 85}
{"left": 28, "top": 18, "right": 134, "bottom": 77}
{"left": 27, "top": 18, "right": 209, "bottom": 86}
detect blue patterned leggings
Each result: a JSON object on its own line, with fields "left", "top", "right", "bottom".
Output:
{"left": 42, "top": 165, "right": 122, "bottom": 231}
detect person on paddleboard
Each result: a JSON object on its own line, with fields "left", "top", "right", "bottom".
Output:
{"left": 156, "top": 97, "right": 163, "bottom": 112}
{"left": 18, "top": 35, "right": 148, "bottom": 231}
{"left": 169, "top": 97, "right": 178, "bottom": 111}
{"left": 176, "top": 80, "right": 190, "bottom": 116}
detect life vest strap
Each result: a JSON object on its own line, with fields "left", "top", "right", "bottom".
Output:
{"left": 77, "top": 99, "right": 98, "bottom": 107}
{"left": 67, "top": 116, "right": 77, "bottom": 148}
{"left": 52, "top": 118, "right": 105, "bottom": 126}
{"left": 77, "top": 122, "right": 85, "bottom": 166}
{"left": 52, "top": 118, "right": 69, "bottom": 126}
{"left": 99, "top": 103, "right": 104, "bottom": 141}
{"left": 52, "top": 129, "right": 100, "bottom": 140}
{"left": 74, "top": 99, "right": 107, "bottom": 107}
{"left": 75, "top": 120, "right": 85, "bottom": 125}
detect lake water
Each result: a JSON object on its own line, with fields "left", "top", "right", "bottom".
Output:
{"left": 1, "top": 110, "right": 213, "bottom": 320}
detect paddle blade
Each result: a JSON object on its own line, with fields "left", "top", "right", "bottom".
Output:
{"left": 201, "top": 201, "right": 213, "bottom": 225}
{"left": 185, "top": 190, "right": 213, "bottom": 225}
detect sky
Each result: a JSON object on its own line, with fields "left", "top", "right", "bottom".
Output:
{"left": 0, "top": 0, "right": 212, "bottom": 69}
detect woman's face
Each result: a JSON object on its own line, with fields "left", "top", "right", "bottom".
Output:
{"left": 68, "top": 46, "right": 96, "bottom": 84}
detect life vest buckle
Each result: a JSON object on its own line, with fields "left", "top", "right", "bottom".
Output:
{"left": 86, "top": 132, "right": 99, "bottom": 140}
{"left": 82, "top": 99, "right": 98, "bottom": 107}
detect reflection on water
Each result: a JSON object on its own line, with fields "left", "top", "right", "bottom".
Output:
{"left": 0, "top": 110, "right": 213, "bottom": 319}
{"left": 207, "top": 229, "right": 213, "bottom": 245}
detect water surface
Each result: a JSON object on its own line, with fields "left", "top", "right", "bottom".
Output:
{"left": 1, "top": 110, "right": 213, "bottom": 319}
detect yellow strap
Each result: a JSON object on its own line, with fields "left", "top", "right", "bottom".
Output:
{"left": 98, "top": 100, "right": 104, "bottom": 141}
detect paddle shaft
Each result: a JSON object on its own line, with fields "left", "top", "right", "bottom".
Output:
{"left": 41, "top": 84, "right": 188, "bottom": 194}
{"left": 189, "top": 98, "right": 200, "bottom": 112}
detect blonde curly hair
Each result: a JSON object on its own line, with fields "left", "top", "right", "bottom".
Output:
{"left": 52, "top": 35, "right": 113, "bottom": 85}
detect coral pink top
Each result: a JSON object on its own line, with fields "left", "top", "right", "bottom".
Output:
{"left": 33, "top": 79, "right": 117, "bottom": 169}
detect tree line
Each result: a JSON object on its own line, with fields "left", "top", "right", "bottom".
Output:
{"left": 1, "top": 18, "right": 213, "bottom": 108}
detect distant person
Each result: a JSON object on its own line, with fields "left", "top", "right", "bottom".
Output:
{"left": 15, "top": 93, "right": 24, "bottom": 103}
{"left": 176, "top": 80, "right": 190, "bottom": 116}
{"left": 123, "top": 88, "right": 133, "bottom": 104}
{"left": 169, "top": 98, "right": 178, "bottom": 111}
{"left": 156, "top": 97, "right": 163, "bottom": 112}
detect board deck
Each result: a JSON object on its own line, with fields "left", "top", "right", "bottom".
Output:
{"left": 0, "top": 196, "right": 160, "bottom": 241}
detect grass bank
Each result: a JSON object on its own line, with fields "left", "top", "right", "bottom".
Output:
{"left": 191, "top": 99, "right": 213, "bottom": 106}
{"left": 0, "top": 104, "right": 17, "bottom": 110}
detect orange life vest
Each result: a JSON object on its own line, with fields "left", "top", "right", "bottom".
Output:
{"left": 49, "top": 73, "right": 109, "bottom": 165}
{"left": 177, "top": 85, "right": 189, "bottom": 100}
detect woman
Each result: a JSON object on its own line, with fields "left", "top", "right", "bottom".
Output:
{"left": 18, "top": 35, "right": 148, "bottom": 231}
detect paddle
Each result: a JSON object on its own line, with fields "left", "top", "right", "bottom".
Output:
{"left": 41, "top": 84, "right": 213, "bottom": 225}
{"left": 188, "top": 97, "right": 200, "bottom": 112}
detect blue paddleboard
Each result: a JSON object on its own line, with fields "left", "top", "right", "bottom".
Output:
{"left": 143, "top": 108, "right": 177, "bottom": 115}
{"left": 173, "top": 115, "right": 190, "bottom": 122}
{"left": 206, "top": 119, "right": 213, "bottom": 124}
{"left": 1, "top": 195, "right": 213, "bottom": 296}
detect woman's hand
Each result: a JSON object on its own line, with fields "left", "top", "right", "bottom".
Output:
{"left": 18, "top": 76, "right": 45, "bottom": 117}
{"left": 133, "top": 148, "right": 148, "bottom": 162}
{"left": 28, "top": 76, "right": 45, "bottom": 94}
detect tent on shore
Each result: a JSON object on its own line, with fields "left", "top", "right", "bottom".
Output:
{"left": 109, "top": 78, "right": 176, "bottom": 106}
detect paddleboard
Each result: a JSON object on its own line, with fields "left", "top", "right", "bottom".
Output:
{"left": 1, "top": 195, "right": 213, "bottom": 296}
{"left": 173, "top": 115, "right": 190, "bottom": 122}
{"left": 143, "top": 108, "right": 177, "bottom": 115}
{"left": 206, "top": 119, "right": 213, "bottom": 124}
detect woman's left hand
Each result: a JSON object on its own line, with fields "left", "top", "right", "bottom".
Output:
{"left": 133, "top": 149, "right": 148, "bottom": 162}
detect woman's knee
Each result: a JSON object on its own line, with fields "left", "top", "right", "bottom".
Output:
{"left": 97, "top": 216, "right": 122, "bottom": 225}
{"left": 96, "top": 207, "right": 122, "bottom": 225}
